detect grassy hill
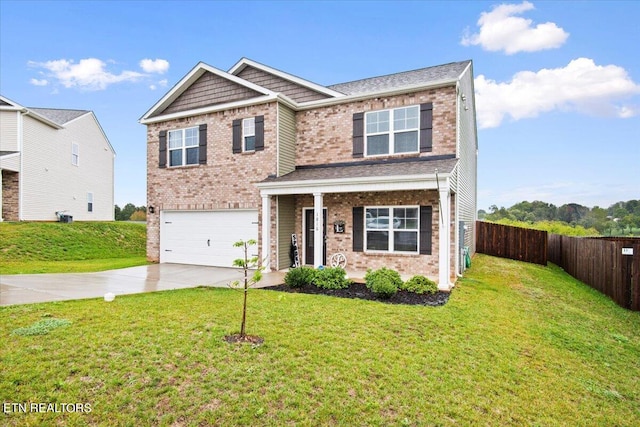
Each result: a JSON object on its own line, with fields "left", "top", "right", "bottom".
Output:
{"left": 0, "top": 221, "right": 148, "bottom": 274}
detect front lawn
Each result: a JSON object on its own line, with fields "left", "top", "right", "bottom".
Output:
{"left": 1, "top": 254, "right": 638, "bottom": 425}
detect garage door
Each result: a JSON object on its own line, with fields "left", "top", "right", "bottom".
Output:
{"left": 160, "top": 210, "right": 258, "bottom": 267}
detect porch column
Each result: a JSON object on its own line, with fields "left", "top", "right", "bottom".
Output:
{"left": 438, "top": 188, "right": 451, "bottom": 290}
{"left": 313, "top": 192, "right": 324, "bottom": 268}
{"left": 261, "top": 194, "right": 271, "bottom": 270}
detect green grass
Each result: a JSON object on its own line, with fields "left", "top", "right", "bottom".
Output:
{"left": 1, "top": 254, "right": 639, "bottom": 426}
{"left": 0, "top": 222, "right": 148, "bottom": 274}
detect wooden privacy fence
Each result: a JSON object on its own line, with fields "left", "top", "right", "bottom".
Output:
{"left": 475, "top": 221, "right": 547, "bottom": 265}
{"left": 548, "top": 235, "right": 640, "bottom": 311}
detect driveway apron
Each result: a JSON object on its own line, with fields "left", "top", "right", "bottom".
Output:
{"left": 0, "top": 264, "right": 249, "bottom": 306}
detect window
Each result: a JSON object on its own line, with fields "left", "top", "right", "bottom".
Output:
{"left": 168, "top": 127, "right": 199, "bottom": 166}
{"left": 365, "top": 106, "right": 419, "bottom": 156}
{"left": 87, "top": 192, "right": 93, "bottom": 213}
{"left": 72, "top": 143, "right": 79, "bottom": 166}
{"left": 243, "top": 118, "right": 255, "bottom": 152}
{"left": 365, "top": 206, "right": 419, "bottom": 253}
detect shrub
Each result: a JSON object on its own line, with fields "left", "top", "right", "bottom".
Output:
{"left": 365, "top": 267, "right": 402, "bottom": 298}
{"left": 401, "top": 275, "right": 438, "bottom": 294}
{"left": 313, "top": 267, "right": 350, "bottom": 290}
{"left": 284, "top": 266, "right": 315, "bottom": 288}
{"left": 369, "top": 277, "right": 398, "bottom": 298}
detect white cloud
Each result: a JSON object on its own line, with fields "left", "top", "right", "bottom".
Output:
{"left": 140, "top": 58, "right": 169, "bottom": 74}
{"left": 461, "top": 1, "right": 569, "bottom": 54}
{"left": 475, "top": 58, "right": 640, "bottom": 128}
{"left": 28, "top": 58, "right": 144, "bottom": 91}
{"left": 29, "top": 78, "right": 49, "bottom": 86}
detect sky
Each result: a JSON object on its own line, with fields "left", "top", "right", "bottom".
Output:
{"left": 1, "top": 0, "right": 638, "bottom": 212}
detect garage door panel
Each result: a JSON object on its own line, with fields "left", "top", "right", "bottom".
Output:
{"left": 160, "top": 210, "right": 258, "bottom": 267}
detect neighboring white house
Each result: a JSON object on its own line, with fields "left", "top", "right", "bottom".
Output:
{"left": 0, "top": 95, "right": 115, "bottom": 221}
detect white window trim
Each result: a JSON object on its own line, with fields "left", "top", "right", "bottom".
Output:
{"left": 242, "top": 117, "right": 256, "bottom": 152}
{"left": 364, "top": 205, "right": 420, "bottom": 254}
{"left": 72, "top": 143, "right": 79, "bottom": 166}
{"left": 364, "top": 106, "right": 420, "bottom": 157}
{"left": 87, "top": 192, "right": 94, "bottom": 213}
{"left": 168, "top": 126, "right": 199, "bottom": 167}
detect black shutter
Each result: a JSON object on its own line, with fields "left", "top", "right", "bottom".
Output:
{"left": 420, "top": 103, "right": 433, "bottom": 153}
{"left": 254, "top": 115, "right": 265, "bottom": 151}
{"left": 352, "top": 112, "right": 364, "bottom": 158}
{"left": 419, "top": 206, "right": 433, "bottom": 255}
{"left": 198, "top": 124, "right": 207, "bottom": 165}
{"left": 159, "top": 130, "right": 167, "bottom": 168}
{"left": 232, "top": 119, "right": 242, "bottom": 154}
{"left": 353, "top": 207, "right": 364, "bottom": 252}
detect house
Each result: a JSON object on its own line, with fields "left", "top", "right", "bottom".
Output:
{"left": 140, "top": 58, "right": 477, "bottom": 290}
{"left": 0, "top": 95, "right": 115, "bottom": 221}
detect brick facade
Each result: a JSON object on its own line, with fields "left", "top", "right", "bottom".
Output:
{"left": 146, "top": 102, "right": 277, "bottom": 262}
{"left": 296, "top": 87, "right": 457, "bottom": 166}
{"left": 1, "top": 170, "right": 19, "bottom": 221}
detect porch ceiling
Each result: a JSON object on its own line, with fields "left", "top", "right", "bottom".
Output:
{"left": 257, "top": 155, "right": 458, "bottom": 195}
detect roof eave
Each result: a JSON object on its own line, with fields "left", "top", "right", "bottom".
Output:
{"left": 256, "top": 171, "right": 452, "bottom": 196}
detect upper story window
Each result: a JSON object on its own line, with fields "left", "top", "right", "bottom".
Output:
{"left": 243, "top": 118, "right": 255, "bottom": 152}
{"left": 168, "top": 127, "right": 199, "bottom": 167}
{"left": 365, "top": 106, "right": 419, "bottom": 156}
{"left": 72, "top": 143, "right": 79, "bottom": 166}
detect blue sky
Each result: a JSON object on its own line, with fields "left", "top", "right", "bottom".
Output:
{"left": 1, "top": 0, "right": 638, "bottom": 211}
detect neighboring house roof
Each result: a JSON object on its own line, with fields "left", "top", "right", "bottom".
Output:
{"left": 328, "top": 61, "right": 472, "bottom": 96}
{"left": 260, "top": 155, "right": 458, "bottom": 184}
{"left": 28, "top": 108, "right": 89, "bottom": 126}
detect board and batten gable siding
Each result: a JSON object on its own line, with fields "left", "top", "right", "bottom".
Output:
{"left": 0, "top": 111, "right": 19, "bottom": 153}
{"left": 277, "top": 103, "right": 296, "bottom": 176}
{"left": 236, "top": 66, "right": 331, "bottom": 103}
{"left": 20, "top": 113, "right": 114, "bottom": 221}
{"left": 157, "top": 71, "right": 264, "bottom": 117}
{"left": 455, "top": 63, "right": 478, "bottom": 253}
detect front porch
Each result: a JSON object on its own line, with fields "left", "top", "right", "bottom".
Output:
{"left": 256, "top": 157, "right": 459, "bottom": 291}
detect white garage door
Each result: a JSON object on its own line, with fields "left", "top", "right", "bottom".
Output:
{"left": 160, "top": 210, "right": 258, "bottom": 267}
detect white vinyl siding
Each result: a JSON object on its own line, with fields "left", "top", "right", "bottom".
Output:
{"left": 20, "top": 113, "right": 114, "bottom": 221}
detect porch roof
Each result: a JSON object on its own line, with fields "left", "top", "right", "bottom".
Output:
{"left": 256, "top": 155, "right": 458, "bottom": 195}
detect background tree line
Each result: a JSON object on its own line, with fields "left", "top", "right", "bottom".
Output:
{"left": 478, "top": 200, "right": 640, "bottom": 236}
{"left": 114, "top": 204, "right": 147, "bottom": 221}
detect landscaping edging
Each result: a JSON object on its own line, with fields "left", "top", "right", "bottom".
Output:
{"left": 264, "top": 282, "right": 450, "bottom": 306}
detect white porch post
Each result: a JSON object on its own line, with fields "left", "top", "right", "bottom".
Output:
{"left": 438, "top": 188, "right": 451, "bottom": 290}
{"left": 313, "top": 192, "right": 324, "bottom": 268}
{"left": 261, "top": 194, "right": 271, "bottom": 271}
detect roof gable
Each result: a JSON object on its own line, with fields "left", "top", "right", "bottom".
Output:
{"left": 142, "top": 62, "right": 276, "bottom": 120}
{"left": 28, "top": 108, "right": 89, "bottom": 126}
{"left": 229, "top": 58, "right": 344, "bottom": 100}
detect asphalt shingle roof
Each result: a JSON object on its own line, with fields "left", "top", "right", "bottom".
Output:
{"left": 261, "top": 155, "right": 458, "bottom": 184}
{"left": 29, "top": 108, "right": 89, "bottom": 126}
{"left": 328, "top": 60, "right": 471, "bottom": 96}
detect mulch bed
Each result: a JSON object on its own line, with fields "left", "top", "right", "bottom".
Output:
{"left": 264, "top": 282, "right": 450, "bottom": 306}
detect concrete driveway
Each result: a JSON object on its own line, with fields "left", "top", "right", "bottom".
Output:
{"left": 0, "top": 264, "right": 282, "bottom": 307}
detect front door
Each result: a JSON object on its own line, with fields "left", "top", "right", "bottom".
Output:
{"left": 304, "top": 209, "right": 327, "bottom": 265}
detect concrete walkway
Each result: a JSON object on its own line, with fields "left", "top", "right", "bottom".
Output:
{"left": 0, "top": 264, "right": 286, "bottom": 306}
